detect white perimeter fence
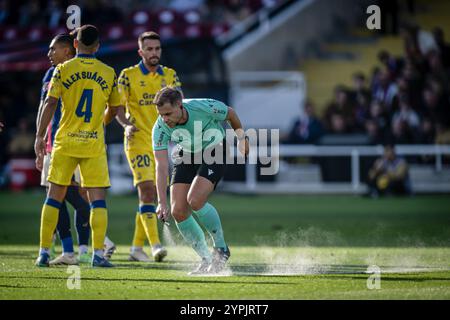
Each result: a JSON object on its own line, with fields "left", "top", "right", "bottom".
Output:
{"left": 108, "top": 144, "right": 450, "bottom": 195}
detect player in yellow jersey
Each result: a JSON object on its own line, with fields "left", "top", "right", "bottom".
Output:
{"left": 34, "top": 25, "right": 121, "bottom": 268}
{"left": 110, "top": 31, "right": 182, "bottom": 262}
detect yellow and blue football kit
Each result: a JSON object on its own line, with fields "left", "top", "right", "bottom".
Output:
{"left": 118, "top": 61, "right": 181, "bottom": 186}
{"left": 47, "top": 53, "right": 121, "bottom": 188}
{"left": 118, "top": 61, "right": 181, "bottom": 253}
{"left": 38, "top": 53, "right": 121, "bottom": 258}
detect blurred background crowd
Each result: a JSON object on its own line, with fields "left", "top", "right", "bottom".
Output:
{"left": 1, "top": 0, "right": 449, "bottom": 192}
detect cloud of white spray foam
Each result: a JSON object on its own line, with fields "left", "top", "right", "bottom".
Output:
{"left": 160, "top": 221, "right": 236, "bottom": 276}
{"left": 162, "top": 224, "right": 179, "bottom": 247}
{"left": 253, "top": 227, "right": 346, "bottom": 276}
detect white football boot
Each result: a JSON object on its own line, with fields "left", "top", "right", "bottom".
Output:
{"left": 49, "top": 254, "right": 79, "bottom": 266}
{"left": 152, "top": 244, "right": 167, "bottom": 262}
{"left": 128, "top": 248, "right": 151, "bottom": 262}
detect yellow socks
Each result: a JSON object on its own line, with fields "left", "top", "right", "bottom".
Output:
{"left": 39, "top": 198, "right": 60, "bottom": 249}
{"left": 90, "top": 200, "right": 108, "bottom": 252}
{"left": 139, "top": 204, "right": 160, "bottom": 246}
{"left": 132, "top": 212, "right": 146, "bottom": 247}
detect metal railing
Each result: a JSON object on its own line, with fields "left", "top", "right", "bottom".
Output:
{"left": 220, "top": 144, "right": 450, "bottom": 194}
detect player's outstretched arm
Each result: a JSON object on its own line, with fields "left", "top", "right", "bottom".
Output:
{"left": 35, "top": 96, "right": 58, "bottom": 159}
{"left": 154, "top": 149, "right": 170, "bottom": 222}
{"left": 226, "top": 106, "right": 249, "bottom": 157}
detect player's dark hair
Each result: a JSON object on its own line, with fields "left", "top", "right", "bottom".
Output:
{"left": 77, "top": 25, "right": 99, "bottom": 47}
{"left": 138, "top": 31, "right": 160, "bottom": 48}
{"left": 53, "top": 33, "right": 76, "bottom": 56}
{"left": 154, "top": 87, "right": 182, "bottom": 107}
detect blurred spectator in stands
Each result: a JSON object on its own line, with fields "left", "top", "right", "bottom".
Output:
{"left": 417, "top": 26, "right": 439, "bottom": 58}
{"left": 395, "top": 76, "right": 409, "bottom": 104}
{"left": 401, "top": 23, "right": 426, "bottom": 70}
{"left": 365, "top": 100, "right": 389, "bottom": 144}
{"left": 367, "top": 144, "right": 411, "bottom": 198}
{"left": 324, "top": 85, "right": 356, "bottom": 133}
{"left": 369, "top": 100, "right": 389, "bottom": 130}
{"left": 435, "top": 122, "right": 450, "bottom": 145}
{"left": 0, "top": 0, "right": 16, "bottom": 25}
{"left": 402, "top": 23, "right": 439, "bottom": 67}
{"left": 328, "top": 114, "right": 348, "bottom": 134}
{"left": 351, "top": 72, "right": 371, "bottom": 130}
{"left": 432, "top": 27, "right": 450, "bottom": 69}
{"left": 365, "top": 119, "right": 385, "bottom": 145}
{"left": 284, "top": 101, "right": 323, "bottom": 144}
{"left": 373, "top": 69, "right": 398, "bottom": 112}
{"left": 426, "top": 50, "right": 449, "bottom": 91}
{"left": 377, "top": 50, "right": 404, "bottom": 80}
{"left": 394, "top": 76, "right": 419, "bottom": 112}
{"left": 19, "top": 0, "right": 45, "bottom": 27}
{"left": 391, "top": 96, "right": 420, "bottom": 136}
{"left": 224, "top": 0, "right": 251, "bottom": 25}
{"left": 422, "top": 85, "right": 450, "bottom": 127}
{"left": 7, "top": 118, "right": 35, "bottom": 158}
{"left": 416, "top": 117, "right": 435, "bottom": 144}
{"left": 370, "top": 66, "right": 382, "bottom": 97}
{"left": 351, "top": 72, "right": 371, "bottom": 100}
{"left": 401, "top": 60, "right": 425, "bottom": 107}
{"left": 354, "top": 94, "right": 370, "bottom": 132}
{"left": 0, "top": 121, "right": 4, "bottom": 133}
{"left": 45, "top": 0, "right": 64, "bottom": 28}
{"left": 391, "top": 119, "right": 415, "bottom": 144}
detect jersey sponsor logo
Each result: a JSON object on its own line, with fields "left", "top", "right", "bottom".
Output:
{"left": 67, "top": 129, "right": 98, "bottom": 140}
{"left": 139, "top": 92, "right": 156, "bottom": 106}
{"left": 62, "top": 71, "right": 109, "bottom": 91}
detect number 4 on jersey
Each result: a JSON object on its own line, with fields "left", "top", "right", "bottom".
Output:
{"left": 76, "top": 89, "right": 93, "bottom": 123}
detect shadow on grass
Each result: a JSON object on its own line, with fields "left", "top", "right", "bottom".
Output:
{"left": 0, "top": 284, "right": 41, "bottom": 289}
{"left": 315, "top": 274, "right": 450, "bottom": 282}
{"left": 0, "top": 275, "right": 291, "bottom": 286}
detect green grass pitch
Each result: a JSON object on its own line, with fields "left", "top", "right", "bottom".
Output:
{"left": 0, "top": 191, "right": 449, "bottom": 299}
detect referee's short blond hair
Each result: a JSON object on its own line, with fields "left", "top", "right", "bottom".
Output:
{"left": 154, "top": 87, "right": 182, "bottom": 107}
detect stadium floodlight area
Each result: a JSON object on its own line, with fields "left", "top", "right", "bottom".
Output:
{"left": 230, "top": 71, "right": 306, "bottom": 134}
{"left": 219, "top": 144, "right": 450, "bottom": 195}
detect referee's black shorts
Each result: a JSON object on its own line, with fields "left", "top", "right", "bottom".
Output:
{"left": 171, "top": 140, "right": 228, "bottom": 189}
